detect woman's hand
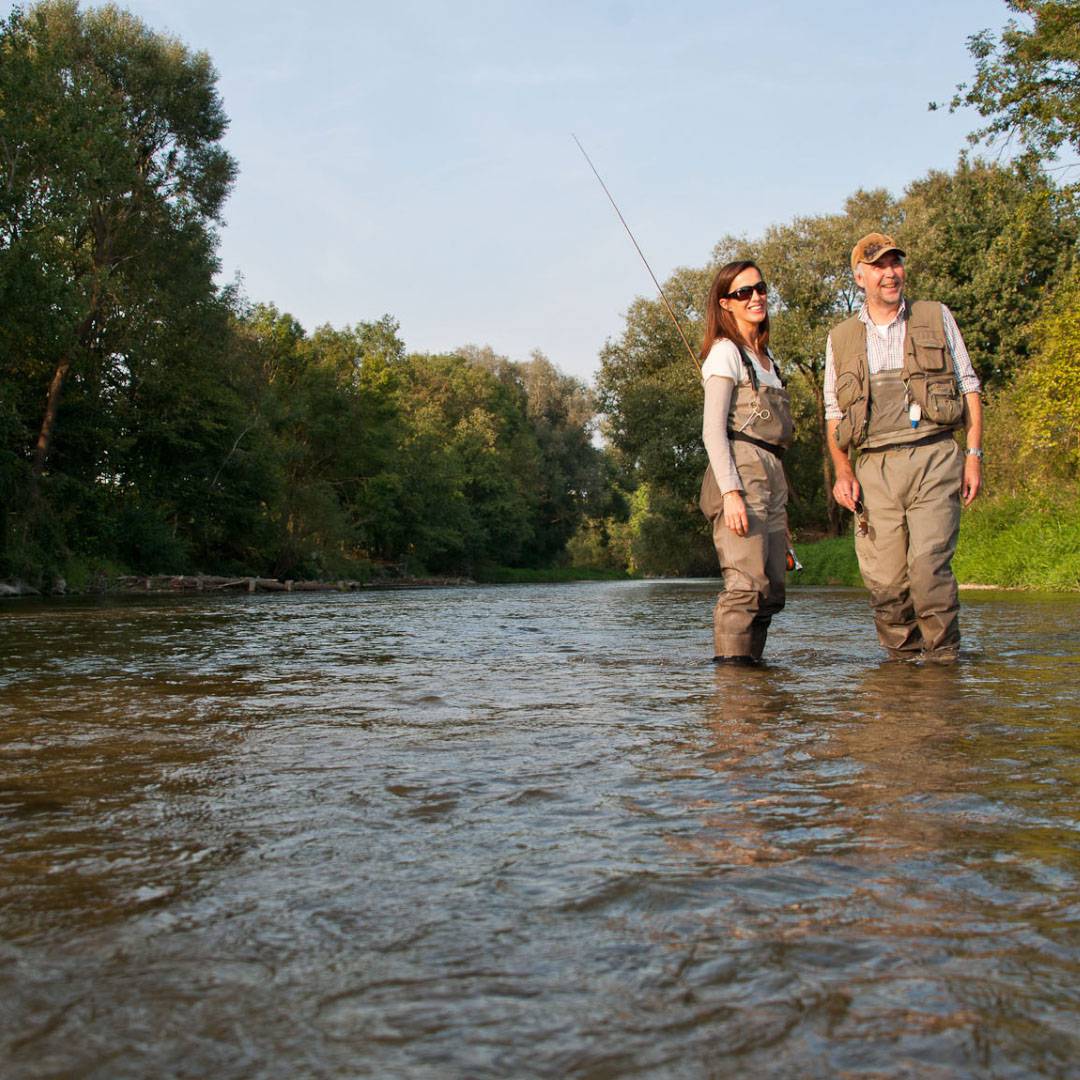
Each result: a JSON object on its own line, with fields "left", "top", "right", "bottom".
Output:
{"left": 723, "top": 490, "right": 748, "bottom": 537}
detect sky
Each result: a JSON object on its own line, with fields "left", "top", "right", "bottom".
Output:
{"left": 110, "top": 0, "right": 1012, "bottom": 383}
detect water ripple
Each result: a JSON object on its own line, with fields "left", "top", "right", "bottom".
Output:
{"left": 1, "top": 584, "right": 1079, "bottom": 1077}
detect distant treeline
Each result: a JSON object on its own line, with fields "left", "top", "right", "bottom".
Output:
{"left": 0, "top": 2, "right": 613, "bottom": 587}
{"left": 3, "top": 1, "right": 1079, "bottom": 590}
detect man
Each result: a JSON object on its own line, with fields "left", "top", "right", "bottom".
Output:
{"left": 824, "top": 233, "right": 983, "bottom": 662}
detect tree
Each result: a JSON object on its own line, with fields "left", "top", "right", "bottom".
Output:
{"left": 899, "top": 157, "right": 1077, "bottom": 383}
{"left": 467, "top": 346, "right": 609, "bottom": 565}
{"left": 0, "top": 1, "right": 236, "bottom": 486}
{"left": 386, "top": 352, "right": 544, "bottom": 572}
{"left": 593, "top": 265, "right": 715, "bottom": 574}
{"left": 226, "top": 306, "right": 409, "bottom": 579}
{"left": 1016, "top": 264, "right": 1080, "bottom": 475}
{"left": 938, "top": 0, "right": 1080, "bottom": 167}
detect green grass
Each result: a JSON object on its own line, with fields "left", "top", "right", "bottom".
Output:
{"left": 792, "top": 493, "right": 1080, "bottom": 592}
{"left": 789, "top": 535, "right": 863, "bottom": 587}
{"left": 953, "top": 495, "right": 1080, "bottom": 590}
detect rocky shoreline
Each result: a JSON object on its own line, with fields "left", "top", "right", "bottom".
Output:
{"left": 0, "top": 573, "right": 474, "bottom": 598}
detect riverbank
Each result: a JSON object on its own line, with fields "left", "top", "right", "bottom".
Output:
{"left": 0, "top": 566, "right": 629, "bottom": 598}
{"left": 0, "top": 572, "right": 477, "bottom": 598}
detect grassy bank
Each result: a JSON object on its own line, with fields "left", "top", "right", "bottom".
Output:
{"left": 790, "top": 535, "right": 862, "bottom": 587}
{"left": 792, "top": 494, "right": 1080, "bottom": 591}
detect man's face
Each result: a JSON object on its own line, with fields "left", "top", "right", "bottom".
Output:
{"left": 856, "top": 252, "right": 905, "bottom": 308}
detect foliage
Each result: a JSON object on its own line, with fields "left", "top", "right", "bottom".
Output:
{"left": 793, "top": 491, "right": 1080, "bottom": 592}
{"left": 0, "top": 0, "right": 237, "bottom": 486}
{"left": 789, "top": 535, "right": 862, "bottom": 588}
{"left": 0, "top": 0, "right": 251, "bottom": 580}
{"left": 565, "top": 509, "right": 634, "bottom": 573}
{"left": 594, "top": 149, "right": 1078, "bottom": 572}
{"left": 0, "top": 0, "right": 604, "bottom": 586}
{"left": 938, "top": 0, "right": 1080, "bottom": 165}
{"left": 899, "top": 158, "right": 1077, "bottom": 383}
{"left": 953, "top": 493, "right": 1080, "bottom": 589}
{"left": 1015, "top": 264, "right": 1080, "bottom": 475}
{"left": 4, "top": 0, "right": 1079, "bottom": 590}
{"left": 464, "top": 346, "right": 612, "bottom": 566}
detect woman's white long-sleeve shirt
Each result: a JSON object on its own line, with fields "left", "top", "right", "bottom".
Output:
{"left": 701, "top": 339, "right": 783, "bottom": 496}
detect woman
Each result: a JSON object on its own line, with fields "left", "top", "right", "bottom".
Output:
{"left": 698, "top": 260, "right": 793, "bottom": 664}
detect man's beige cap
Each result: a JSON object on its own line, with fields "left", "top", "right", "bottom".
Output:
{"left": 851, "top": 232, "right": 906, "bottom": 274}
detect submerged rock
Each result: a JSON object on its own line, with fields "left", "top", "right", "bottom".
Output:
{"left": 0, "top": 580, "right": 41, "bottom": 597}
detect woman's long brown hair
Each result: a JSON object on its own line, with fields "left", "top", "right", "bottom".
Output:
{"left": 698, "top": 260, "right": 771, "bottom": 362}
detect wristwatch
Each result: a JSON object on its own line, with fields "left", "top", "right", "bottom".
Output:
{"left": 965, "top": 448, "right": 984, "bottom": 459}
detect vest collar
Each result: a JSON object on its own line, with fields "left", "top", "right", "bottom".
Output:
{"left": 858, "top": 297, "right": 907, "bottom": 331}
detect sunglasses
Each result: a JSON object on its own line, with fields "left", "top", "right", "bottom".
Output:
{"left": 722, "top": 281, "right": 768, "bottom": 302}
{"left": 853, "top": 498, "right": 869, "bottom": 537}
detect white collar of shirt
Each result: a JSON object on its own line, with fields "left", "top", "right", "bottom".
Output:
{"left": 858, "top": 298, "right": 907, "bottom": 337}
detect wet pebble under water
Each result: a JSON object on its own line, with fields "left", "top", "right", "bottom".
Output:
{"left": 1, "top": 582, "right": 1080, "bottom": 1078}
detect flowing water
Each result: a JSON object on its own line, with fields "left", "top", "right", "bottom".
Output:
{"left": 1, "top": 582, "right": 1080, "bottom": 1079}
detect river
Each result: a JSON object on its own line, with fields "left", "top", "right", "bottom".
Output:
{"left": 2, "top": 582, "right": 1079, "bottom": 1078}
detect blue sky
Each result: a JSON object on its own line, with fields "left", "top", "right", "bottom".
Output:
{"left": 116, "top": 0, "right": 1011, "bottom": 382}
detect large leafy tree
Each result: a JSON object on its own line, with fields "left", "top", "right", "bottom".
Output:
{"left": 469, "top": 346, "right": 609, "bottom": 565}
{"left": 227, "top": 306, "right": 408, "bottom": 579}
{"left": 0, "top": 0, "right": 236, "bottom": 489}
{"left": 390, "top": 352, "right": 544, "bottom": 573}
{"left": 938, "top": 0, "right": 1080, "bottom": 165}
{"left": 899, "top": 157, "right": 1077, "bottom": 384}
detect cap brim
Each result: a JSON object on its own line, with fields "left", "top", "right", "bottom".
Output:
{"left": 859, "top": 245, "right": 905, "bottom": 265}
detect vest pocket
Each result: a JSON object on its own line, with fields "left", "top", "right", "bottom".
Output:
{"left": 925, "top": 376, "right": 964, "bottom": 426}
{"left": 912, "top": 337, "right": 947, "bottom": 371}
{"left": 834, "top": 370, "right": 862, "bottom": 411}
{"left": 834, "top": 371, "right": 868, "bottom": 450}
{"left": 905, "top": 372, "right": 963, "bottom": 426}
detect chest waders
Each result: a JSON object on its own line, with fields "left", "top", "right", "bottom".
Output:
{"left": 699, "top": 348, "right": 794, "bottom": 663}
{"left": 830, "top": 302, "right": 966, "bottom": 661}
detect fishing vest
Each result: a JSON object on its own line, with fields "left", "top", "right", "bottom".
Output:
{"left": 699, "top": 347, "right": 793, "bottom": 519}
{"left": 831, "top": 301, "right": 964, "bottom": 452}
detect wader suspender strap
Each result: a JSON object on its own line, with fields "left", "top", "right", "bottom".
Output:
{"left": 735, "top": 345, "right": 786, "bottom": 389}
{"left": 738, "top": 346, "right": 760, "bottom": 391}
{"left": 726, "top": 345, "right": 787, "bottom": 458}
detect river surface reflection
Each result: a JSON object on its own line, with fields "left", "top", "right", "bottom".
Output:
{"left": 1, "top": 582, "right": 1079, "bottom": 1078}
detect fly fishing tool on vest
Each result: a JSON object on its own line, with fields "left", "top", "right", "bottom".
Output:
{"left": 737, "top": 405, "right": 771, "bottom": 433}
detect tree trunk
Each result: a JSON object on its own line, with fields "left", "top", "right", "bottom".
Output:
{"left": 30, "top": 354, "right": 72, "bottom": 484}
{"left": 30, "top": 308, "right": 98, "bottom": 485}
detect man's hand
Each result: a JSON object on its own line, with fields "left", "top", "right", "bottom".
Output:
{"left": 723, "top": 490, "right": 749, "bottom": 537}
{"left": 826, "top": 418, "right": 860, "bottom": 512}
{"left": 832, "top": 469, "right": 861, "bottom": 513}
{"left": 962, "top": 455, "right": 982, "bottom": 506}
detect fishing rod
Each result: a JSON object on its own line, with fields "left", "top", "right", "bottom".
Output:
{"left": 572, "top": 133, "right": 701, "bottom": 373}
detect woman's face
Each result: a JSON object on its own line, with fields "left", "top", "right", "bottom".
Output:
{"left": 719, "top": 267, "right": 768, "bottom": 327}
